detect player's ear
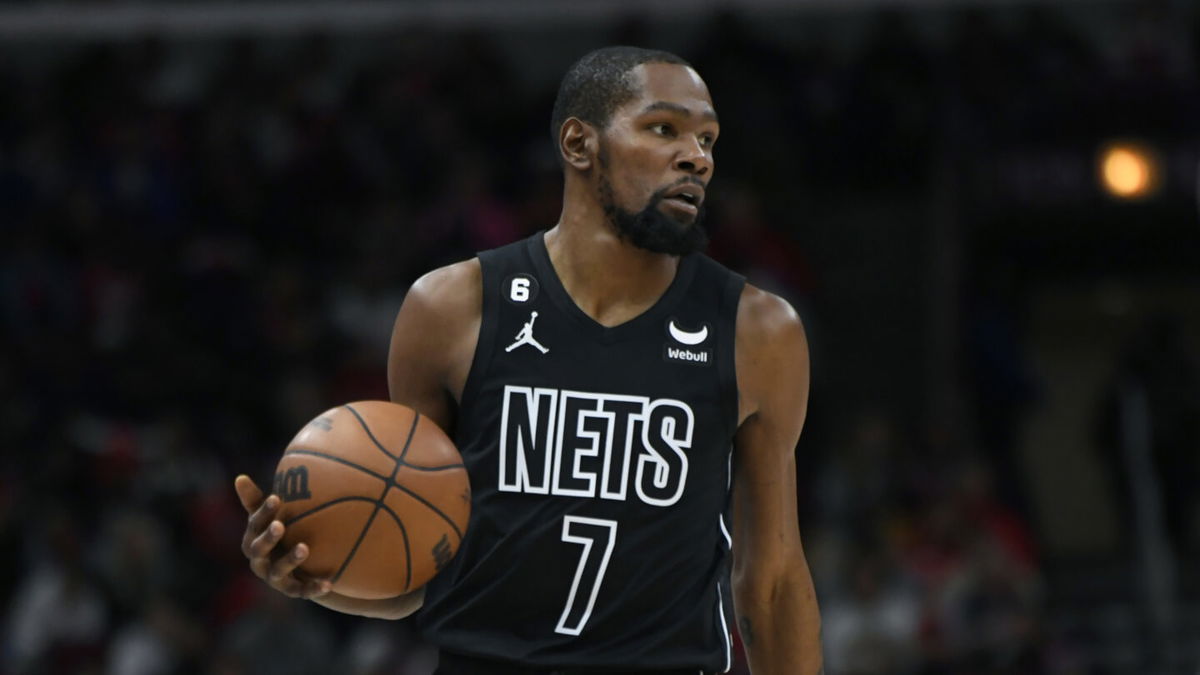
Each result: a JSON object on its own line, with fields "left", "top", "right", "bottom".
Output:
{"left": 560, "top": 118, "right": 596, "bottom": 171}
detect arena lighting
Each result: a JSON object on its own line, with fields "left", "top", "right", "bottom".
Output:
{"left": 1098, "top": 141, "right": 1161, "bottom": 200}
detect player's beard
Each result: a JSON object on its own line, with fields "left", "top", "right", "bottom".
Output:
{"left": 597, "top": 154, "right": 708, "bottom": 256}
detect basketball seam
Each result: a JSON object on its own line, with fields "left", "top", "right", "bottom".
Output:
{"left": 403, "top": 463, "right": 467, "bottom": 472}
{"left": 283, "top": 448, "right": 460, "bottom": 478}
{"left": 389, "top": 482, "right": 465, "bottom": 542}
{"left": 281, "top": 496, "right": 381, "bottom": 526}
{"left": 284, "top": 497, "right": 413, "bottom": 593}
{"left": 332, "top": 410, "right": 421, "bottom": 586}
{"left": 283, "top": 448, "right": 390, "bottom": 482}
{"left": 355, "top": 498, "right": 412, "bottom": 592}
{"left": 384, "top": 500, "right": 414, "bottom": 592}
{"left": 342, "top": 403, "right": 456, "bottom": 473}
{"left": 343, "top": 403, "right": 400, "bottom": 461}
{"left": 282, "top": 449, "right": 466, "bottom": 528}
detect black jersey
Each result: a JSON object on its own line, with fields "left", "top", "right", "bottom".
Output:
{"left": 417, "top": 232, "right": 745, "bottom": 671}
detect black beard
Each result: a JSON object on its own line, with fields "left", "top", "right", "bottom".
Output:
{"left": 598, "top": 173, "right": 709, "bottom": 256}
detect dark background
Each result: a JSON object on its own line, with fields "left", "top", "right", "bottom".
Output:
{"left": 1, "top": 1, "right": 1198, "bottom": 673}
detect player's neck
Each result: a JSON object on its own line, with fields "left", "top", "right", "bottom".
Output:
{"left": 543, "top": 220, "right": 679, "bottom": 329}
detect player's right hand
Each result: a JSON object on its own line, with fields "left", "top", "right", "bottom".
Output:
{"left": 235, "top": 474, "right": 333, "bottom": 599}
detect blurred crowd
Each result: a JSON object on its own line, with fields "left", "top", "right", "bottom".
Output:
{"left": 1, "top": 4, "right": 1198, "bottom": 675}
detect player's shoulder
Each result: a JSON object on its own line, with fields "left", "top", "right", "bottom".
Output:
{"left": 407, "top": 258, "right": 482, "bottom": 307}
{"left": 402, "top": 231, "right": 540, "bottom": 321}
{"left": 397, "top": 258, "right": 483, "bottom": 335}
{"left": 734, "top": 284, "right": 809, "bottom": 421}
{"left": 408, "top": 233, "right": 536, "bottom": 303}
{"left": 735, "top": 283, "right": 807, "bottom": 349}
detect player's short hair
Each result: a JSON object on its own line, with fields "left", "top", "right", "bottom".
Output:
{"left": 550, "top": 46, "right": 691, "bottom": 152}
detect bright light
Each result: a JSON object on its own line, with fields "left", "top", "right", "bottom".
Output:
{"left": 1099, "top": 143, "right": 1159, "bottom": 200}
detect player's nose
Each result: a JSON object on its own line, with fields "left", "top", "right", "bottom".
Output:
{"left": 673, "top": 138, "right": 711, "bottom": 177}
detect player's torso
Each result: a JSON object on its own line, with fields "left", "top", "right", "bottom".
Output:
{"left": 419, "top": 233, "right": 744, "bottom": 671}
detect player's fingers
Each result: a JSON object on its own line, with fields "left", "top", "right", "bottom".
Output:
{"left": 298, "top": 577, "right": 334, "bottom": 600}
{"left": 240, "top": 496, "right": 280, "bottom": 558}
{"left": 268, "top": 543, "right": 327, "bottom": 597}
{"left": 270, "top": 575, "right": 305, "bottom": 598}
{"left": 248, "top": 495, "right": 280, "bottom": 533}
{"left": 250, "top": 556, "right": 271, "bottom": 581}
{"left": 234, "top": 474, "right": 265, "bottom": 514}
{"left": 267, "top": 542, "right": 309, "bottom": 584}
{"left": 293, "top": 557, "right": 334, "bottom": 600}
{"left": 247, "top": 518, "right": 284, "bottom": 561}
{"left": 272, "top": 575, "right": 331, "bottom": 600}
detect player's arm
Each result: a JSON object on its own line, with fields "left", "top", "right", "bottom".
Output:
{"left": 386, "top": 259, "right": 482, "bottom": 433}
{"left": 730, "top": 286, "right": 823, "bottom": 675}
{"left": 235, "top": 260, "right": 481, "bottom": 621}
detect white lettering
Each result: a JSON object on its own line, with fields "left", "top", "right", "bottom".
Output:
{"left": 500, "top": 386, "right": 691, "bottom": 507}
{"left": 635, "top": 399, "right": 692, "bottom": 507}
{"left": 499, "top": 387, "right": 558, "bottom": 493}
{"left": 666, "top": 347, "right": 708, "bottom": 363}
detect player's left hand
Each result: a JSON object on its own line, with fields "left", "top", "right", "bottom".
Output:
{"left": 235, "top": 474, "right": 334, "bottom": 599}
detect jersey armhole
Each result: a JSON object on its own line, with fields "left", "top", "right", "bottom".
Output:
{"left": 457, "top": 253, "right": 500, "bottom": 427}
{"left": 718, "top": 272, "right": 746, "bottom": 443}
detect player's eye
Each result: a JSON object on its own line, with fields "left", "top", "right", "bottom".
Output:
{"left": 650, "top": 123, "right": 674, "bottom": 137}
{"left": 699, "top": 134, "right": 715, "bottom": 148}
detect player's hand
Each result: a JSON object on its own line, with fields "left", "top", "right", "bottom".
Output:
{"left": 235, "top": 474, "right": 333, "bottom": 599}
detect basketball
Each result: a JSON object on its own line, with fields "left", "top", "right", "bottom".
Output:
{"left": 272, "top": 401, "right": 470, "bottom": 599}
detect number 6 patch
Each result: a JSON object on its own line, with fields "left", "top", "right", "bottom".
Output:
{"left": 504, "top": 273, "right": 539, "bottom": 305}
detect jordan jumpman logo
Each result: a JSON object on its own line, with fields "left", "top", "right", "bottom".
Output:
{"left": 506, "top": 311, "right": 549, "bottom": 354}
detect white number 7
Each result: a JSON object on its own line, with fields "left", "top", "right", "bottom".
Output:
{"left": 554, "top": 516, "right": 618, "bottom": 636}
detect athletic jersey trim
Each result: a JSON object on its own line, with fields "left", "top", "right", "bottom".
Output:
{"left": 716, "top": 580, "right": 732, "bottom": 673}
{"left": 458, "top": 254, "right": 500, "bottom": 429}
{"left": 528, "top": 232, "right": 700, "bottom": 345}
{"left": 716, "top": 270, "right": 744, "bottom": 443}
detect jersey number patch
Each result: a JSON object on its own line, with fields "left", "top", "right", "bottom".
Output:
{"left": 511, "top": 278, "right": 531, "bottom": 302}
{"left": 505, "top": 274, "right": 539, "bottom": 304}
{"left": 554, "top": 516, "right": 618, "bottom": 636}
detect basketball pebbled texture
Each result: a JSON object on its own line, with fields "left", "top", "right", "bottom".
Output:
{"left": 273, "top": 401, "right": 471, "bottom": 599}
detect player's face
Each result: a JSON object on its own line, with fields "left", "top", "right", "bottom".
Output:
{"left": 596, "top": 63, "right": 719, "bottom": 255}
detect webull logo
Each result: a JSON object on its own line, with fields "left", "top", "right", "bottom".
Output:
{"left": 664, "top": 345, "right": 711, "bottom": 365}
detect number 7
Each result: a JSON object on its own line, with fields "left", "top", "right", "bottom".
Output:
{"left": 554, "top": 516, "right": 618, "bottom": 636}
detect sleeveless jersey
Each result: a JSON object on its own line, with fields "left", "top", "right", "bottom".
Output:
{"left": 417, "top": 232, "right": 745, "bottom": 671}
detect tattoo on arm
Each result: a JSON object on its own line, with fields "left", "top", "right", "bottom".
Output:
{"left": 739, "top": 616, "right": 754, "bottom": 646}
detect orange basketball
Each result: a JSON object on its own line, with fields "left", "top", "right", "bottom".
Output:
{"left": 272, "top": 401, "right": 470, "bottom": 599}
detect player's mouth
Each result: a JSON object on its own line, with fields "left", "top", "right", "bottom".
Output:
{"left": 661, "top": 197, "right": 698, "bottom": 218}
{"left": 661, "top": 184, "right": 704, "bottom": 217}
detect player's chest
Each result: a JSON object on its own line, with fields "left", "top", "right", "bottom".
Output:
{"left": 492, "top": 297, "right": 721, "bottom": 376}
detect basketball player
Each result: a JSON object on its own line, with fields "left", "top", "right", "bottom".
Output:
{"left": 236, "top": 46, "right": 822, "bottom": 674}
